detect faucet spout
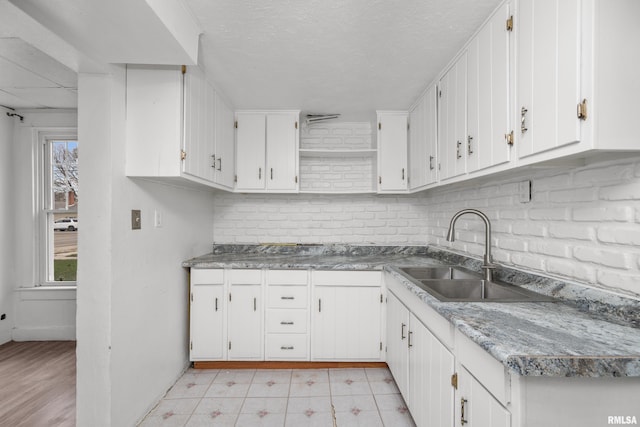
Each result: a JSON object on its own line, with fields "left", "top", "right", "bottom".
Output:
{"left": 446, "top": 208, "right": 496, "bottom": 281}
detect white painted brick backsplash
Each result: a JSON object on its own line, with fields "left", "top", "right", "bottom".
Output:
{"left": 216, "top": 138, "right": 640, "bottom": 296}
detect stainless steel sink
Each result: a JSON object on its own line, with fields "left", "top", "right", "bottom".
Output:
{"left": 399, "top": 267, "right": 555, "bottom": 302}
{"left": 400, "top": 266, "right": 479, "bottom": 280}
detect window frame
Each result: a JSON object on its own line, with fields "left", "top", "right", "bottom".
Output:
{"left": 35, "top": 129, "right": 78, "bottom": 287}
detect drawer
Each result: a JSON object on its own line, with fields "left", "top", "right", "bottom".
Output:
{"left": 268, "top": 285, "right": 308, "bottom": 308}
{"left": 267, "top": 269, "right": 308, "bottom": 285}
{"left": 265, "top": 334, "right": 308, "bottom": 360}
{"left": 229, "top": 269, "right": 262, "bottom": 284}
{"left": 266, "top": 309, "right": 308, "bottom": 333}
{"left": 191, "top": 269, "right": 223, "bottom": 284}
{"left": 312, "top": 270, "right": 381, "bottom": 286}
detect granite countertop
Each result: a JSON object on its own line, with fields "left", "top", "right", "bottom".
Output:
{"left": 183, "top": 244, "right": 640, "bottom": 378}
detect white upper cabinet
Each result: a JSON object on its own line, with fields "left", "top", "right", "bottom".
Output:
{"left": 377, "top": 111, "right": 409, "bottom": 193}
{"left": 467, "top": 2, "right": 512, "bottom": 173}
{"left": 438, "top": 53, "right": 468, "bottom": 181}
{"left": 235, "top": 111, "right": 300, "bottom": 193}
{"left": 515, "top": 0, "right": 640, "bottom": 164}
{"left": 408, "top": 85, "right": 438, "bottom": 190}
{"left": 125, "top": 65, "right": 234, "bottom": 191}
{"left": 516, "top": 0, "right": 581, "bottom": 159}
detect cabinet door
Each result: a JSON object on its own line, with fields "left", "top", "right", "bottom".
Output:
{"left": 517, "top": 0, "right": 581, "bottom": 158}
{"left": 408, "top": 313, "right": 455, "bottom": 427}
{"left": 467, "top": 3, "right": 511, "bottom": 173}
{"left": 312, "top": 286, "right": 382, "bottom": 360}
{"left": 183, "top": 67, "right": 215, "bottom": 182}
{"left": 456, "top": 367, "right": 511, "bottom": 427}
{"left": 235, "top": 113, "right": 266, "bottom": 190}
{"left": 228, "top": 284, "right": 263, "bottom": 359}
{"left": 377, "top": 112, "right": 408, "bottom": 192}
{"left": 214, "top": 93, "right": 235, "bottom": 188}
{"left": 190, "top": 283, "right": 225, "bottom": 360}
{"left": 386, "top": 292, "right": 410, "bottom": 399}
{"left": 408, "top": 95, "right": 428, "bottom": 190}
{"left": 266, "top": 113, "right": 298, "bottom": 191}
{"left": 438, "top": 54, "right": 467, "bottom": 181}
{"left": 424, "top": 85, "right": 439, "bottom": 186}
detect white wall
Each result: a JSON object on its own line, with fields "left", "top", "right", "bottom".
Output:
{"left": 76, "top": 68, "right": 215, "bottom": 426}
{"left": 10, "top": 109, "right": 78, "bottom": 341}
{"left": 0, "top": 108, "right": 15, "bottom": 344}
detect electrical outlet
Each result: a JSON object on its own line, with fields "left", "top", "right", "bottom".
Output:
{"left": 519, "top": 180, "right": 532, "bottom": 203}
{"left": 154, "top": 210, "right": 162, "bottom": 228}
{"left": 131, "top": 210, "right": 141, "bottom": 230}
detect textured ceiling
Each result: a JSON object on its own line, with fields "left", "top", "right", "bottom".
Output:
{"left": 186, "top": 0, "right": 503, "bottom": 119}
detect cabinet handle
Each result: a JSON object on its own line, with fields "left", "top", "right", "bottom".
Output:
{"left": 211, "top": 154, "right": 216, "bottom": 168}
{"left": 259, "top": 167, "right": 262, "bottom": 179}
{"left": 456, "top": 141, "right": 462, "bottom": 159}
{"left": 401, "top": 168, "right": 405, "bottom": 180}
{"left": 429, "top": 155, "right": 434, "bottom": 170}
{"left": 270, "top": 168, "right": 273, "bottom": 180}
{"left": 318, "top": 299, "right": 322, "bottom": 312}
{"left": 253, "top": 297, "right": 257, "bottom": 311}
{"left": 408, "top": 331, "right": 413, "bottom": 348}
{"left": 467, "top": 136, "right": 473, "bottom": 155}
{"left": 217, "top": 157, "right": 222, "bottom": 171}
{"left": 401, "top": 323, "right": 406, "bottom": 340}
{"left": 281, "top": 296, "right": 294, "bottom": 300}
{"left": 280, "top": 321, "right": 294, "bottom": 325}
{"left": 461, "top": 398, "right": 468, "bottom": 425}
{"left": 521, "top": 107, "right": 529, "bottom": 133}
{"left": 280, "top": 346, "right": 294, "bottom": 350}
{"left": 215, "top": 297, "right": 218, "bottom": 312}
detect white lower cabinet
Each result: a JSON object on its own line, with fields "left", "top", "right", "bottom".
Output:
{"left": 456, "top": 366, "right": 511, "bottom": 427}
{"left": 190, "top": 269, "right": 225, "bottom": 360}
{"left": 311, "top": 271, "right": 383, "bottom": 361}
{"left": 386, "top": 290, "right": 455, "bottom": 427}
{"left": 227, "top": 270, "right": 263, "bottom": 360}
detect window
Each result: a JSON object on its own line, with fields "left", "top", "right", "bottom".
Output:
{"left": 39, "top": 133, "right": 78, "bottom": 285}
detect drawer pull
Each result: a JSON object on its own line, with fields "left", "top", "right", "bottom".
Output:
{"left": 280, "top": 321, "right": 294, "bottom": 325}
{"left": 281, "top": 296, "right": 295, "bottom": 300}
{"left": 280, "top": 346, "right": 294, "bottom": 350}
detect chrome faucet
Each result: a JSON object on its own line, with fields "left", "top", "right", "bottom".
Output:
{"left": 446, "top": 209, "right": 496, "bottom": 281}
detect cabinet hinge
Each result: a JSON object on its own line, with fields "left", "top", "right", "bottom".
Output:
{"left": 181, "top": 150, "right": 186, "bottom": 160}
{"left": 378, "top": 122, "right": 381, "bottom": 130}
{"left": 234, "top": 120, "right": 238, "bottom": 129}
{"left": 181, "top": 65, "right": 187, "bottom": 74}
{"left": 295, "top": 175, "right": 298, "bottom": 184}
{"left": 505, "top": 131, "right": 514, "bottom": 146}
{"left": 229, "top": 293, "right": 232, "bottom": 302}
{"left": 380, "top": 342, "right": 383, "bottom": 351}
{"left": 577, "top": 99, "right": 588, "bottom": 120}
{"left": 295, "top": 121, "right": 298, "bottom": 129}
{"left": 451, "top": 372, "right": 458, "bottom": 389}
{"left": 506, "top": 15, "right": 514, "bottom": 32}
{"left": 228, "top": 341, "right": 231, "bottom": 350}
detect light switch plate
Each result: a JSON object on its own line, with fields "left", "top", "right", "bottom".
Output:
{"left": 131, "top": 209, "right": 141, "bottom": 230}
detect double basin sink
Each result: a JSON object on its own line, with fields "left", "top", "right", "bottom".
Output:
{"left": 399, "top": 267, "right": 555, "bottom": 302}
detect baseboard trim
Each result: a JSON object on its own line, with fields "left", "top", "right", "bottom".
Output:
{"left": 12, "top": 326, "right": 76, "bottom": 341}
{"left": 193, "top": 361, "right": 388, "bottom": 369}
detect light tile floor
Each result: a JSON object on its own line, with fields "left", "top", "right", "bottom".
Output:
{"left": 139, "top": 367, "right": 416, "bottom": 427}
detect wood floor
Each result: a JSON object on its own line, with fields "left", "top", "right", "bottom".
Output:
{"left": 0, "top": 341, "right": 76, "bottom": 427}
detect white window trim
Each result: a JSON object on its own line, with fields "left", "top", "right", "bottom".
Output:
{"left": 34, "top": 128, "right": 78, "bottom": 287}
